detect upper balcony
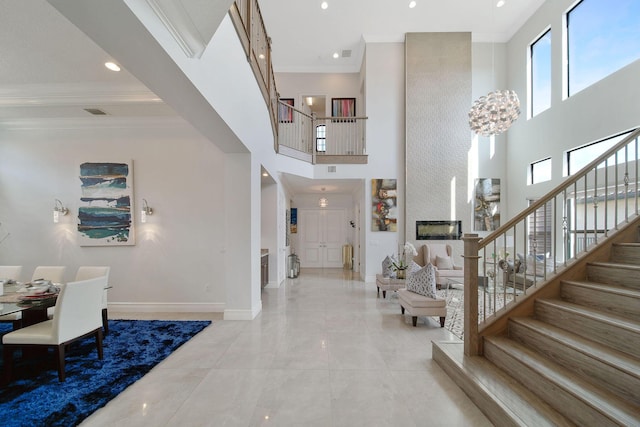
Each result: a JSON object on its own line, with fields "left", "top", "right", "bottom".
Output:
{"left": 276, "top": 101, "right": 368, "bottom": 164}
{"left": 230, "top": 0, "right": 367, "bottom": 165}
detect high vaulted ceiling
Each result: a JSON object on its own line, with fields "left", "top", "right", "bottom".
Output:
{"left": 0, "top": 0, "right": 546, "bottom": 195}
{"left": 260, "top": 0, "right": 546, "bottom": 73}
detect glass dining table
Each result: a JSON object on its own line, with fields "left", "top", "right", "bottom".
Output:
{"left": 0, "top": 282, "right": 59, "bottom": 327}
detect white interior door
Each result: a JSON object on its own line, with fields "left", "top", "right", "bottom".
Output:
{"left": 300, "top": 209, "right": 345, "bottom": 268}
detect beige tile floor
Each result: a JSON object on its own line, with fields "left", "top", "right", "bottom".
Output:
{"left": 80, "top": 268, "right": 492, "bottom": 427}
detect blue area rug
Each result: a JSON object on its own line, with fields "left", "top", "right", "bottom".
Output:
{"left": 0, "top": 319, "right": 211, "bottom": 427}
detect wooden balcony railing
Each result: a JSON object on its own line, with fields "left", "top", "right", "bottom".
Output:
{"left": 229, "top": 0, "right": 279, "bottom": 141}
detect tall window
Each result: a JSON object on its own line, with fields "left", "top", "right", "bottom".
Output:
{"left": 530, "top": 29, "right": 551, "bottom": 117}
{"left": 529, "top": 157, "right": 552, "bottom": 185}
{"left": 567, "top": 0, "right": 640, "bottom": 96}
{"left": 565, "top": 130, "right": 636, "bottom": 175}
{"left": 316, "top": 124, "right": 326, "bottom": 152}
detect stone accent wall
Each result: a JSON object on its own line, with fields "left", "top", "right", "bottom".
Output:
{"left": 405, "top": 33, "right": 471, "bottom": 258}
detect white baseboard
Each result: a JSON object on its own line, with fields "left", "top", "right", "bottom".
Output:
{"left": 224, "top": 302, "right": 262, "bottom": 320}
{"left": 108, "top": 302, "right": 225, "bottom": 313}
{"left": 265, "top": 280, "right": 280, "bottom": 289}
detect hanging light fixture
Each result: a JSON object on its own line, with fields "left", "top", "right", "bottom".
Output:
{"left": 468, "top": 0, "right": 520, "bottom": 136}
{"left": 318, "top": 187, "right": 328, "bottom": 208}
{"left": 469, "top": 90, "right": 520, "bottom": 136}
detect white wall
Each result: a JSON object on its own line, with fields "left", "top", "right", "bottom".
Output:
{"left": 504, "top": 0, "right": 640, "bottom": 216}
{"left": 275, "top": 73, "right": 363, "bottom": 117}
{"left": 364, "top": 43, "right": 406, "bottom": 281}
{"left": 0, "top": 119, "right": 228, "bottom": 311}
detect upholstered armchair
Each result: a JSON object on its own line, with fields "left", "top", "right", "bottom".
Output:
{"left": 414, "top": 243, "right": 464, "bottom": 288}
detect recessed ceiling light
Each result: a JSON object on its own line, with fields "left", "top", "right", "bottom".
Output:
{"left": 333, "top": 52, "right": 339, "bottom": 59}
{"left": 409, "top": 1, "right": 416, "bottom": 8}
{"left": 262, "top": 172, "right": 268, "bottom": 177}
{"left": 496, "top": 0, "right": 505, "bottom": 7}
{"left": 105, "top": 62, "right": 120, "bottom": 72}
{"left": 321, "top": 1, "right": 328, "bottom": 9}
{"left": 258, "top": 53, "right": 265, "bottom": 59}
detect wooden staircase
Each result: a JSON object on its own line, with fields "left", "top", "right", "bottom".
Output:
{"left": 434, "top": 238, "right": 640, "bottom": 426}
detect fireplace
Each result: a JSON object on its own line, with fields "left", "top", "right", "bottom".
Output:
{"left": 416, "top": 220, "right": 462, "bottom": 240}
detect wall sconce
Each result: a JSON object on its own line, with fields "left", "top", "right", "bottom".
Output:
{"left": 141, "top": 199, "right": 153, "bottom": 223}
{"left": 53, "top": 199, "right": 69, "bottom": 223}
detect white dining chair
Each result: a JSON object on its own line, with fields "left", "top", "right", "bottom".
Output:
{"left": 75, "top": 266, "right": 110, "bottom": 334}
{"left": 31, "top": 265, "right": 66, "bottom": 283}
{"left": 0, "top": 266, "right": 24, "bottom": 329}
{"left": 2, "top": 276, "right": 106, "bottom": 383}
{"left": 0, "top": 266, "right": 22, "bottom": 282}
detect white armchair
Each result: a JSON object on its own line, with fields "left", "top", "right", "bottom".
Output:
{"left": 415, "top": 243, "right": 464, "bottom": 288}
{"left": 2, "top": 276, "right": 106, "bottom": 382}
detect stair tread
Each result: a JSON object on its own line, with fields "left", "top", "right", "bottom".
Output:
{"left": 510, "top": 317, "right": 640, "bottom": 380}
{"left": 588, "top": 261, "right": 640, "bottom": 270}
{"left": 562, "top": 280, "right": 640, "bottom": 297}
{"left": 536, "top": 298, "right": 640, "bottom": 333}
{"left": 486, "top": 336, "right": 640, "bottom": 424}
{"left": 433, "top": 341, "right": 574, "bottom": 427}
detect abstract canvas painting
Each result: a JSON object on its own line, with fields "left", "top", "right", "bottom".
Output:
{"left": 474, "top": 178, "right": 500, "bottom": 231}
{"left": 372, "top": 179, "right": 397, "bottom": 231}
{"left": 78, "top": 162, "right": 134, "bottom": 246}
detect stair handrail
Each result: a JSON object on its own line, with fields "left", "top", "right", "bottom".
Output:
{"left": 464, "top": 126, "right": 640, "bottom": 356}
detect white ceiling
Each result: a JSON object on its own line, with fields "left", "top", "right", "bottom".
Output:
{"left": 260, "top": 0, "right": 546, "bottom": 73}
{"left": 0, "top": 0, "right": 546, "bottom": 195}
{"left": 0, "top": 0, "right": 169, "bottom": 122}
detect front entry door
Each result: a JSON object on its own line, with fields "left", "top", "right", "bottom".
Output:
{"left": 300, "top": 209, "right": 345, "bottom": 268}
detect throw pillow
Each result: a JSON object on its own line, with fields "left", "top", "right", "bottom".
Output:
{"left": 436, "top": 255, "right": 453, "bottom": 270}
{"left": 406, "top": 263, "right": 437, "bottom": 299}
{"left": 381, "top": 255, "right": 397, "bottom": 278}
{"left": 406, "top": 260, "right": 421, "bottom": 277}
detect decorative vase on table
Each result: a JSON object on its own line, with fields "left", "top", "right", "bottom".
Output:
{"left": 396, "top": 269, "right": 406, "bottom": 279}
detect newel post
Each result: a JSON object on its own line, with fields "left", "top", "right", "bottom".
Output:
{"left": 463, "top": 233, "right": 481, "bottom": 356}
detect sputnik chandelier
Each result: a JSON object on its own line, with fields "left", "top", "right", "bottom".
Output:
{"left": 468, "top": 89, "right": 521, "bottom": 136}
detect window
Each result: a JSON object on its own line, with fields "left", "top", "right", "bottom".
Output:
{"left": 530, "top": 29, "right": 551, "bottom": 117}
{"left": 567, "top": 0, "right": 640, "bottom": 96}
{"left": 316, "top": 124, "right": 326, "bottom": 152}
{"left": 529, "top": 157, "right": 552, "bottom": 185}
{"left": 565, "top": 130, "right": 636, "bottom": 175}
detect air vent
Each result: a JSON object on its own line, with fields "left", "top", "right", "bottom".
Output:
{"left": 341, "top": 50, "right": 352, "bottom": 58}
{"left": 84, "top": 108, "right": 107, "bottom": 116}
{"left": 328, "top": 166, "right": 337, "bottom": 173}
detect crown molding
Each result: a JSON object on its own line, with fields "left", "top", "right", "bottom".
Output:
{"left": 0, "top": 115, "right": 188, "bottom": 131}
{"left": 146, "top": 0, "right": 206, "bottom": 59}
{"left": 0, "top": 83, "right": 161, "bottom": 107}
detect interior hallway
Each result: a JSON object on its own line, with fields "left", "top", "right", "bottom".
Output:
{"left": 84, "top": 269, "right": 492, "bottom": 426}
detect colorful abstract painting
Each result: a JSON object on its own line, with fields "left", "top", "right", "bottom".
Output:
{"left": 474, "top": 178, "right": 500, "bottom": 231}
{"left": 372, "top": 179, "right": 397, "bottom": 232}
{"left": 78, "top": 162, "right": 134, "bottom": 246}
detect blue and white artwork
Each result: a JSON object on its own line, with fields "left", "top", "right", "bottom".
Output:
{"left": 78, "top": 161, "right": 134, "bottom": 246}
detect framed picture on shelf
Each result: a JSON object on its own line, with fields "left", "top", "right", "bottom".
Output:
{"left": 278, "top": 98, "right": 294, "bottom": 123}
{"left": 331, "top": 97, "right": 355, "bottom": 122}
